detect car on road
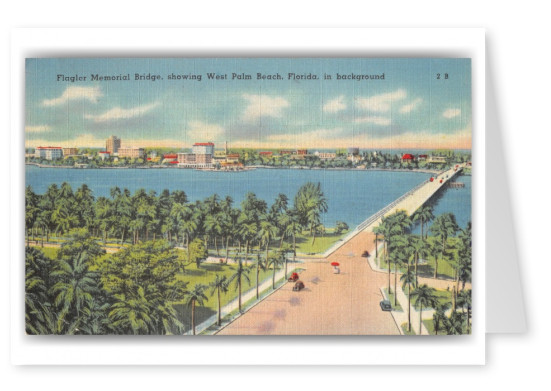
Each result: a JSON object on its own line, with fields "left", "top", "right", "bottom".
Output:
{"left": 380, "top": 300, "right": 392, "bottom": 311}
{"left": 293, "top": 281, "right": 305, "bottom": 291}
{"left": 288, "top": 272, "right": 299, "bottom": 282}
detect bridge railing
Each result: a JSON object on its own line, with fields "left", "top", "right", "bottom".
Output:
{"left": 355, "top": 176, "right": 431, "bottom": 232}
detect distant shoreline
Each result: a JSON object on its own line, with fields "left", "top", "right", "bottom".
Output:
{"left": 26, "top": 162, "right": 444, "bottom": 174}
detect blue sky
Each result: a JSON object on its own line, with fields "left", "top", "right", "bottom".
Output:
{"left": 25, "top": 58, "right": 471, "bottom": 150}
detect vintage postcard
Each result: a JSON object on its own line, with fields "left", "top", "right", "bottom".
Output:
{"left": 24, "top": 57, "right": 472, "bottom": 336}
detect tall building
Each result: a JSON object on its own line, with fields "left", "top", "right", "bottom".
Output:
{"left": 177, "top": 142, "right": 215, "bottom": 168}
{"left": 192, "top": 142, "right": 215, "bottom": 155}
{"left": 106, "top": 136, "right": 121, "bottom": 154}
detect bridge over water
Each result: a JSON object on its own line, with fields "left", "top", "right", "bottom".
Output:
{"left": 322, "top": 164, "right": 466, "bottom": 257}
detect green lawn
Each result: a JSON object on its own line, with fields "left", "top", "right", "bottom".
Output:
{"left": 294, "top": 230, "right": 349, "bottom": 254}
{"left": 401, "top": 322, "right": 416, "bottom": 335}
{"left": 383, "top": 288, "right": 403, "bottom": 312}
{"left": 39, "top": 246, "right": 59, "bottom": 259}
{"left": 173, "top": 259, "right": 281, "bottom": 311}
{"left": 377, "top": 236, "right": 460, "bottom": 280}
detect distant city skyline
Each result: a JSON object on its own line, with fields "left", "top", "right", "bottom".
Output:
{"left": 25, "top": 58, "right": 472, "bottom": 150}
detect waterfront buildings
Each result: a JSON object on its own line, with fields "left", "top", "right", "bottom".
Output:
{"left": 106, "top": 136, "right": 121, "bottom": 154}
{"left": 118, "top": 147, "right": 144, "bottom": 159}
{"left": 35, "top": 146, "right": 63, "bottom": 160}
{"left": 314, "top": 151, "right": 337, "bottom": 160}
{"left": 192, "top": 142, "right": 214, "bottom": 156}
{"left": 62, "top": 147, "right": 78, "bottom": 157}
{"left": 225, "top": 153, "right": 240, "bottom": 164}
{"left": 427, "top": 155, "right": 447, "bottom": 164}
{"left": 177, "top": 142, "right": 215, "bottom": 168}
{"left": 162, "top": 153, "right": 178, "bottom": 163}
{"left": 401, "top": 153, "right": 415, "bottom": 163}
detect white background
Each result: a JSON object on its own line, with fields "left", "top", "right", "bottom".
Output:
{"left": 1, "top": 0, "right": 548, "bottom": 389}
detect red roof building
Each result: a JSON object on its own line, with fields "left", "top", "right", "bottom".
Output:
{"left": 163, "top": 154, "right": 178, "bottom": 159}
{"left": 193, "top": 142, "right": 215, "bottom": 146}
{"left": 401, "top": 153, "right": 415, "bottom": 161}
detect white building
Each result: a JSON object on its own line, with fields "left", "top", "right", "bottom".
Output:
{"left": 35, "top": 146, "right": 63, "bottom": 160}
{"left": 427, "top": 156, "right": 447, "bottom": 164}
{"left": 192, "top": 142, "right": 215, "bottom": 155}
{"left": 98, "top": 151, "right": 111, "bottom": 161}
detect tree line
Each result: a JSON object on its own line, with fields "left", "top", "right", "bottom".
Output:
{"left": 25, "top": 181, "right": 330, "bottom": 259}
{"left": 25, "top": 181, "right": 331, "bottom": 335}
{"left": 374, "top": 205, "right": 472, "bottom": 334}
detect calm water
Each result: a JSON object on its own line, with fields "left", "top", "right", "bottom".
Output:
{"left": 25, "top": 166, "right": 471, "bottom": 230}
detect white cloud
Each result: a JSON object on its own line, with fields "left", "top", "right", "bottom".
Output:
{"left": 266, "top": 128, "right": 340, "bottom": 143}
{"left": 25, "top": 125, "right": 51, "bottom": 133}
{"left": 355, "top": 89, "right": 407, "bottom": 112}
{"left": 241, "top": 94, "right": 289, "bottom": 121}
{"left": 354, "top": 116, "right": 391, "bottom": 126}
{"left": 85, "top": 101, "right": 160, "bottom": 123}
{"left": 399, "top": 98, "right": 423, "bottom": 114}
{"left": 323, "top": 96, "right": 346, "bottom": 113}
{"left": 232, "top": 125, "right": 471, "bottom": 150}
{"left": 25, "top": 134, "right": 105, "bottom": 148}
{"left": 443, "top": 108, "right": 461, "bottom": 119}
{"left": 42, "top": 86, "right": 103, "bottom": 107}
{"left": 186, "top": 121, "right": 225, "bottom": 141}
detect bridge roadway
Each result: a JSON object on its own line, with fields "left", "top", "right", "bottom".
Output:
{"left": 216, "top": 164, "right": 466, "bottom": 335}
{"left": 320, "top": 164, "right": 465, "bottom": 258}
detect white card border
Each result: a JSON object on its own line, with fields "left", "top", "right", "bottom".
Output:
{"left": 10, "top": 27, "right": 485, "bottom": 365}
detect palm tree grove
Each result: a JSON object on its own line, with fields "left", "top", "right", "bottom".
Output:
{"left": 25, "top": 181, "right": 339, "bottom": 334}
{"left": 25, "top": 178, "right": 471, "bottom": 335}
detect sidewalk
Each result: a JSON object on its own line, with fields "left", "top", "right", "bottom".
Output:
{"left": 189, "top": 265, "right": 300, "bottom": 335}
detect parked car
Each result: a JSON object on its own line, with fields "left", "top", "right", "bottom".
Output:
{"left": 288, "top": 272, "right": 299, "bottom": 282}
{"left": 361, "top": 250, "right": 370, "bottom": 257}
{"left": 380, "top": 300, "right": 392, "bottom": 311}
{"left": 293, "top": 281, "right": 305, "bottom": 291}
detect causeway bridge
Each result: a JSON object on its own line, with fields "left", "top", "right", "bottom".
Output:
{"left": 322, "top": 164, "right": 466, "bottom": 257}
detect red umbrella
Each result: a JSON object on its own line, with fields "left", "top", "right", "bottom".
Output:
{"left": 331, "top": 262, "right": 340, "bottom": 267}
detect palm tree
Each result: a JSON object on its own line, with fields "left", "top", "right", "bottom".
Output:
{"left": 268, "top": 251, "right": 286, "bottom": 290}
{"left": 25, "top": 186, "right": 39, "bottom": 247}
{"left": 444, "top": 311, "right": 466, "bottom": 335}
{"left": 294, "top": 182, "right": 328, "bottom": 245}
{"left": 410, "top": 284, "right": 437, "bottom": 335}
{"left": 257, "top": 219, "right": 278, "bottom": 266}
{"left": 204, "top": 212, "right": 224, "bottom": 255}
{"left": 374, "top": 216, "right": 393, "bottom": 293}
{"left": 413, "top": 204, "right": 434, "bottom": 240}
{"left": 432, "top": 302, "right": 451, "bottom": 335}
{"left": 254, "top": 253, "right": 266, "bottom": 299}
{"left": 109, "top": 288, "right": 153, "bottom": 335}
{"left": 237, "top": 216, "right": 258, "bottom": 266}
{"left": 430, "top": 213, "right": 459, "bottom": 279}
{"left": 209, "top": 275, "right": 229, "bottom": 326}
{"left": 184, "top": 283, "right": 209, "bottom": 335}
{"left": 228, "top": 259, "right": 251, "bottom": 313}
{"left": 280, "top": 209, "right": 302, "bottom": 277}
{"left": 409, "top": 236, "right": 429, "bottom": 286}
{"left": 456, "top": 289, "right": 472, "bottom": 333}
{"left": 50, "top": 230, "right": 104, "bottom": 333}
{"left": 400, "top": 268, "right": 417, "bottom": 332}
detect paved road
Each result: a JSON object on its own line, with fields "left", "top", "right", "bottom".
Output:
{"left": 217, "top": 231, "right": 399, "bottom": 335}
{"left": 218, "top": 164, "right": 469, "bottom": 335}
